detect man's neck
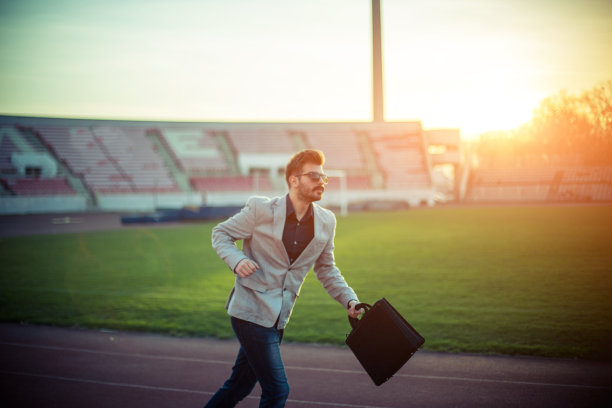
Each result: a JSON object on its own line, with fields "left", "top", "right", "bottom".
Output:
{"left": 288, "top": 192, "right": 310, "bottom": 221}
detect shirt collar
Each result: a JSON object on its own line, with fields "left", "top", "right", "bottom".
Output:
{"left": 286, "top": 194, "right": 313, "bottom": 222}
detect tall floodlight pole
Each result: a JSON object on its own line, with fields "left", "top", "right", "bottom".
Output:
{"left": 372, "top": 0, "right": 384, "bottom": 122}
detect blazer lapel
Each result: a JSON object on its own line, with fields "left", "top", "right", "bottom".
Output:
{"left": 273, "top": 195, "right": 290, "bottom": 265}
{"left": 293, "top": 204, "right": 328, "bottom": 266}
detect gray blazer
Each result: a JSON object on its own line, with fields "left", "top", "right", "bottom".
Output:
{"left": 212, "top": 195, "right": 358, "bottom": 329}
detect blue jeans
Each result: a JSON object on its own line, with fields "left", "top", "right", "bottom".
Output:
{"left": 204, "top": 317, "right": 289, "bottom": 408}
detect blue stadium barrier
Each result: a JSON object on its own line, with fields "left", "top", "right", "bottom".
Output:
{"left": 121, "top": 206, "right": 241, "bottom": 225}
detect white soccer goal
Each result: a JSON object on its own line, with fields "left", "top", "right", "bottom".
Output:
{"left": 326, "top": 169, "right": 348, "bottom": 217}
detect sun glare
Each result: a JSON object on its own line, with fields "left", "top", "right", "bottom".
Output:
{"left": 386, "top": 61, "right": 540, "bottom": 139}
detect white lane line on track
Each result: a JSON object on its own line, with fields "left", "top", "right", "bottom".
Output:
{"left": 2, "top": 341, "right": 611, "bottom": 391}
{"left": 0, "top": 370, "right": 392, "bottom": 408}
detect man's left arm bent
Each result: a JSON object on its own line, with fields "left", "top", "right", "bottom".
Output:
{"left": 312, "top": 215, "right": 361, "bottom": 319}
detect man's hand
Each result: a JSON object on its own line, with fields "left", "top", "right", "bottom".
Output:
{"left": 234, "top": 258, "right": 260, "bottom": 278}
{"left": 348, "top": 300, "right": 363, "bottom": 319}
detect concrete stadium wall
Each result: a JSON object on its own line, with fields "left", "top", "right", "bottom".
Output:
{"left": 96, "top": 192, "right": 203, "bottom": 212}
{"left": 0, "top": 188, "right": 435, "bottom": 216}
{"left": 321, "top": 189, "right": 436, "bottom": 208}
{"left": 0, "top": 195, "right": 87, "bottom": 214}
{"left": 204, "top": 188, "right": 435, "bottom": 211}
{"left": 204, "top": 191, "right": 275, "bottom": 207}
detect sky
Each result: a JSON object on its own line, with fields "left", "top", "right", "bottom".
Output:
{"left": 0, "top": 0, "right": 611, "bottom": 139}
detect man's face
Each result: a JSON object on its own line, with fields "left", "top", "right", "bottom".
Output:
{"left": 295, "top": 163, "right": 326, "bottom": 203}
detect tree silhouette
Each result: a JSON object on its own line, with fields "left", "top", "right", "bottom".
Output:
{"left": 473, "top": 81, "right": 612, "bottom": 167}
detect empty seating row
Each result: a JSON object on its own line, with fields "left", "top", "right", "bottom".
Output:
{"left": 6, "top": 120, "right": 436, "bottom": 198}
{"left": 35, "top": 126, "right": 179, "bottom": 193}
{"left": 369, "top": 130, "right": 431, "bottom": 189}
{"left": 467, "top": 185, "right": 550, "bottom": 202}
{"left": 35, "top": 126, "right": 131, "bottom": 192}
{"left": 226, "top": 126, "right": 295, "bottom": 154}
{"left": 326, "top": 175, "right": 372, "bottom": 190}
{"left": 470, "top": 168, "right": 559, "bottom": 185}
{"left": 561, "top": 167, "right": 612, "bottom": 183}
{"left": 466, "top": 165, "right": 612, "bottom": 202}
{"left": 557, "top": 183, "right": 612, "bottom": 201}
{"left": 91, "top": 127, "right": 179, "bottom": 192}
{"left": 190, "top": 175, "right": 272, "bottom": 192}
{"left": 470, "top": 167, "right": 612, "bottom": 186}
{"left": 303, "top": 127, "right": 365, "bottom": 171}
{"left": 1, "top": 177, "right": 76, "bottom": 196}
{"left": 1, "top": 126, "right": 52, "bottom": 175}
{"left": 158, "top": 128, "right": 229, "bottom": 173}
{"left": 0, "top": 131, "right": 18, "bottom": 174}
{"left": 160, "top": 123, "right": 389, "bottom": 180}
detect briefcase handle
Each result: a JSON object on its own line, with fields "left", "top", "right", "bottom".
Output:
{"left": 348, "top": 302, "right": 372, "bottom": 330}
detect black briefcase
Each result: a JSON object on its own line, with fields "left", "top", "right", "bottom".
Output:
{"left": 346, "top": 298, "right": 425, "bottom": 386}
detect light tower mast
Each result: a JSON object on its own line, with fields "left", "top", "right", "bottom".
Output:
{"left": 372, "top": 0, "right": 384, "bottom": 122}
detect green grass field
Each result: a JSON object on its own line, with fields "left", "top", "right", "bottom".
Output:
{"left": 1, "top": 205, "right": 611, "bottom": 359}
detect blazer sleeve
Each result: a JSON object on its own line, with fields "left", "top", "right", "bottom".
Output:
{"left": 312, "top": 209, "right": 358, "bottom": 308}
{"left": 211, "top": 197, "right": 258, "bottom": 272}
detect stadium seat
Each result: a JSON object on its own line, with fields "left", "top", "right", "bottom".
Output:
{"left": 2, "top": 177, "right": 76, "bottom": 196}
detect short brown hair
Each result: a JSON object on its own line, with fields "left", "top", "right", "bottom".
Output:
{"left": 285, "top": 149, "right": 325, "bottom": 187}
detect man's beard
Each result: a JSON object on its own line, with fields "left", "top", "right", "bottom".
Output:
{"left": 298, "top": 184, "right": 325, "bottom": 202}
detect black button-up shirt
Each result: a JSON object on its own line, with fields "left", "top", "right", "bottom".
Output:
{"left": 282, "top": 196, "right": 315, "bottom": 264}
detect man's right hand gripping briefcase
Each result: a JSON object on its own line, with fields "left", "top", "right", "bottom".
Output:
{"left": 346, "top": 298, "right": 425, "bottom": 386}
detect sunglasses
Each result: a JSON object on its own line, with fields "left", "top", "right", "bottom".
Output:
{"left": 296, "top": 171, "right": 329, "bottom": 184}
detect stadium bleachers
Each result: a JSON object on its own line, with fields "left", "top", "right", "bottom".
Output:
{"left": 0, "top": 131, "right": 18, "bottom": 175}
{"left": 466, "top": 166, "right": 612, "bottom": 202}
{"left": 2, "top": 177, "right": 76, "bottom": 196}
{"left": 33, "top": 126, "right": 180, "bottom": 193}
{"left": 556, "top": 167, "right": 612, "bottom": 201}
{"left": 0, "top": 115, "right": 599, "bottom": 212}
{"left": 226, "top": 126, "right": 295, "bottom": 154}
{"left": 91, "top": 127, "right": 179, "bottom": 192}
{"left": 2, "top": 115, "right": 610, "bottom": 214}
{"left": 301, "top": 126, "right": 366, "bottom": 171}
{"left": 190, "top": 175, "right": 272, "bottom": 192}
{"left": 369, "top": 129, "right": 431, "bottom": 189}
{"left": 158, "top": 128, "right": 230, "bottom": 174}
{"left": 467, "top": 184, "right": 550, "bottom": 202}
{"left": 36, "top": 126, "right": 134, "bottom": 193}
{"left": 0, "top": 125, "right": 78, "bottom": 199}
{"left": 326, "top": 175, "right": 372, "bottom": 190}
{"left": 469, "top": 167, "right": 559, "bottom": 185}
